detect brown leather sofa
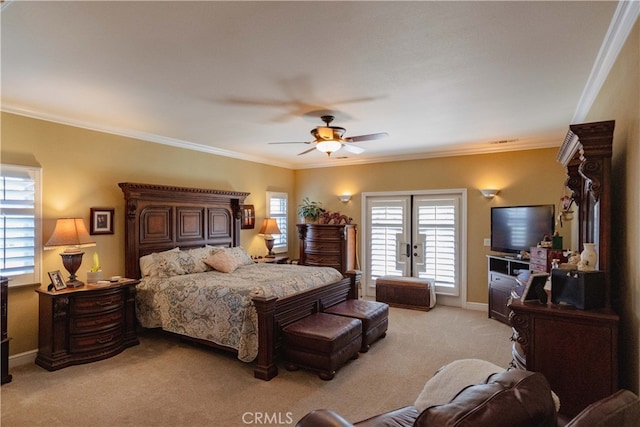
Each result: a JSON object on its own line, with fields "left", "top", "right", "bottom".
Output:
{"left": 296, "top": 369, "right": 640, "bottom": 427}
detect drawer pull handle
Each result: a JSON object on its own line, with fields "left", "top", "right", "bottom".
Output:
{"left": 97, "top": 335, "right": 114, "bottom": 344}
{"left": 95, "top": 300, "right": 114, "bottom": 306}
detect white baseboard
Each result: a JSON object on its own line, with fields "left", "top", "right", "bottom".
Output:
{"left": 464, "top": 301, "right": 488, "bottom": 312}
{"left": 9, "top": 349, "right": 37, "bottom": 369}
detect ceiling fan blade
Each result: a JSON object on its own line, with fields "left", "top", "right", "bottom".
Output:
{"left": 342, "top": 144, "right": 366, "bottom": 154}
{"left": 344, "top": 132, "right": 389, "bottom": 142}
{"left": 268, "top": 141, "right": 311, "bottom": 145}
{"left": 297, "top": 147, "right": 317, "bottom": 156}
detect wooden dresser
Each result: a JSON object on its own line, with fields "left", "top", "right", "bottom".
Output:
{"left": 35, "top": 279, "right": 139, "bottom": 371}
{"left": 1, "top": 277, "right": 12, "bottom": 384}
{"left": 508, "top": 121, "right": 618, "bottom": 419}
{"left": 297, "top": 224, "right": 356, "bottom": 274}
{"left": 509, "top": 299, "right": 619, "bottom": 418}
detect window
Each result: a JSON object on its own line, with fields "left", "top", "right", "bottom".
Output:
{"left": 0, "top": 164, "right": 42, "bottom": 287}
{"left": 266, "top": 192, "right": 288, "bottom": 253}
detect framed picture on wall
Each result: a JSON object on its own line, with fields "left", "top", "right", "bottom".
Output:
{"left": 241, "top": 205, "right": 255, "bottom": 229}
{"left": 90, "top": 207, "right": 114, "bottom": 235}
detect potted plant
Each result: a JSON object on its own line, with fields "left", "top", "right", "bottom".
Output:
{"left": 86, "top": 252, "right": 103, "bottom": 283}
{"left": 297, "top": 197, "right": 325, "bottom": 223}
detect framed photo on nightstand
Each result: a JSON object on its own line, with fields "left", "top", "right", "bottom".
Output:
{"left": 48, "top": 270, "right": 67, "bottom": 291}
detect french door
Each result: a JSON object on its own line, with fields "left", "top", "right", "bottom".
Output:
{"left": 362, "top": 190, "right": 466, "bottom": 305}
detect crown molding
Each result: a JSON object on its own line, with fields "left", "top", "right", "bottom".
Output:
{"left": 572, "top": 1, "right": 640, "bottom": 123}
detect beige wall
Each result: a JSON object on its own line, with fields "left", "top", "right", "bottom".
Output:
{"left": 585, "top": 19, "right": 640, "bottom": 392}
{"left": 1, "top": 113, "right": 295, "bottom": 354}
{"left": 294, "top": 150, "right": 569, "bottom": 304}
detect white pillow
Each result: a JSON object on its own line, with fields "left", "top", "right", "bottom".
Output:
{"left": 139, "top": 247, "right": 180, "bottom": 277}
{"left": 224, "top": 246, "right": 254, "bottom": 266}
{"left": 414, "top": 359, "right": 505, "bottom": 411}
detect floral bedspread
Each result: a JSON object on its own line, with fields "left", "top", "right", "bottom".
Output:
{"left": 135, "top": 263, "right": 344, "bottom": 362}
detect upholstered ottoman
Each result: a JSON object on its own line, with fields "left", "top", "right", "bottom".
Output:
{"left": 324, "top": 300, "right": 389, "bottom": 352}
{"left": 282, "top": 312, "right": 362, "bottom": 380}
{"left": 376, "top": 276, "right": 434, "bottom": 311}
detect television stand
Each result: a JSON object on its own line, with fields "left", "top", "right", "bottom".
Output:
{"left": 487, "top": 255, "right": 530, "bottom": 324}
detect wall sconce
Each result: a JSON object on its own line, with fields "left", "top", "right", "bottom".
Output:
{"left": 338, "top": 194, "right": 352, "bottom": 203}
{"left": 258, "top": 218, "right": 282, "bottom": 258}
{"left": 44, "top": 218, "right": 96, "bottom": 288}
{"left": 480, "top": 189, "right": 500, "bottom": 199}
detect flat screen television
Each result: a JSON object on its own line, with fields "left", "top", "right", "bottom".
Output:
{"left": 491, "top": 205, "right": 555, "bottom": 254}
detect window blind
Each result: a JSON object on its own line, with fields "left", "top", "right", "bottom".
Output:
{"left": 267, "top": 192, "right": 288, "bottom": 250}
{"left": 1, "top": 165, "right": 41, "bottom": 286}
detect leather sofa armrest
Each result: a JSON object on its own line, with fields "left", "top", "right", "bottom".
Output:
{"left": 355, "top": 406, "right": 420, "bottom": 427}
{"left": 296, "top": 409, "right": 355, "bottom": 427}
{"left": 564, "top": 389, "right": 640, "bottom": 427}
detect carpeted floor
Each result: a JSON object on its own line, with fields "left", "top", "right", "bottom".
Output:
{"left": 1, "top": 305, "right": 513, "bottom": 427}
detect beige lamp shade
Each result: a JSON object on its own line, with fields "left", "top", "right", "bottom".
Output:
{"left": 259, "top": 218, "right": 281, "bottom": 236}
{"left": 44, "top": 218, "right": 96, "bottom": 252}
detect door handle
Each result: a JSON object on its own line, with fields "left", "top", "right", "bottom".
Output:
{"left": 406, "top": 244, "right": 411, "bottom": 258}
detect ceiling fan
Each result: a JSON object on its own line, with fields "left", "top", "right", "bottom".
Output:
{"left": 269, "top": 115, "right": 388, "bottom": 156}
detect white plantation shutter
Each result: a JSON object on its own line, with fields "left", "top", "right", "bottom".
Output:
{"left": 416, "top": 199, "right": 458, "bottom": 291}
{"left": 266, "top": 192, "right": 287, "bottom": 252}
{"left": 1, "top": 165, "right": 42, "bottom": 286}
{"left": 369, "top": 200, "right": 405, "bottom": 278}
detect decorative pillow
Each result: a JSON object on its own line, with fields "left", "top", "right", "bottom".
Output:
{"left": 139, "top": 247, "right": 180, "bottom": 277}
{"left": 204, "top": 250, "right": 239, "bottom": 273}
{"left": 414, "top": 359, "right": 505, "bottom": 411}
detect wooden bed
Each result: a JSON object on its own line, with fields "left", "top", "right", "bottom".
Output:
{"left": 119, "top": 182, "right": 358, "bottom": 380}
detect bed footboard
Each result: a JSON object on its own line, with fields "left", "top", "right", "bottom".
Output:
{"left": 252, "top": 271, "right": 359, "bottom": 380}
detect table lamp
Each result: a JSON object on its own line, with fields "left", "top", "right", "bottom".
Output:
{"left": 259, "top": 218, "right": 281, "bottom": 258}
{"left": 44, "top": 218, "right": 96, "bottom": 288}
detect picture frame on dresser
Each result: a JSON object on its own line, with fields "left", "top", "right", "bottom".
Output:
{"left": 90, "top": 207, "right": 114, "bottom": 235}
{"left": 47, "top": 270, "right": 66, "bottom": 291}
{"left": 520, "top": 272, "right": 549, "bottom": 303}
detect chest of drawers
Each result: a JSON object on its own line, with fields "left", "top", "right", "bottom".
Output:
{"left": 297, "top": 224, "right": 356, "bottom": 274}
{"left": 529, "top": 247, "right": 566, "bottom": 273}
{"left": 35, "top": 279, "right": 139, "bottom": 371}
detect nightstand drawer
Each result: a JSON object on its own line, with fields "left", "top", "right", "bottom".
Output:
{"left": 70, "top": 310, "right": 123, "bottom": 334}
{"left": 70, "top": 327, "right": 123, "bottom": 353}
{"left": 72, "top": 291, "right": 124, "bottom": 315}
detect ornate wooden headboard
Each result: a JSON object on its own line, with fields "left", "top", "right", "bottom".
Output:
{"left": 119, "top": 182, "right": 249, "bottom": 279}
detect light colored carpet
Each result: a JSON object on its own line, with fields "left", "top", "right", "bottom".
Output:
{"left": 1, "top": 305, "right": 513, "bottom": 427}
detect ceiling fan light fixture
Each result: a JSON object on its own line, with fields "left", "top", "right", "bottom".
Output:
{"left": 316, "top": 139, "right": 342, "bottom": 155}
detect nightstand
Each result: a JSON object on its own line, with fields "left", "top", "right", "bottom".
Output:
{"left": 35, "top": 278, "right": 140, "bottom": 371}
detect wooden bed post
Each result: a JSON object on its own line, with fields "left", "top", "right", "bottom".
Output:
{"left": 344, "top": 270, "right": 362, "bottom": 299}
{"left": 252, "top": 295, "right": 279, "bottom": 381}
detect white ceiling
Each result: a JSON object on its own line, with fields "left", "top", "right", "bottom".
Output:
{"left": 1, "top": 1, "right": 626, "bottom": 169}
